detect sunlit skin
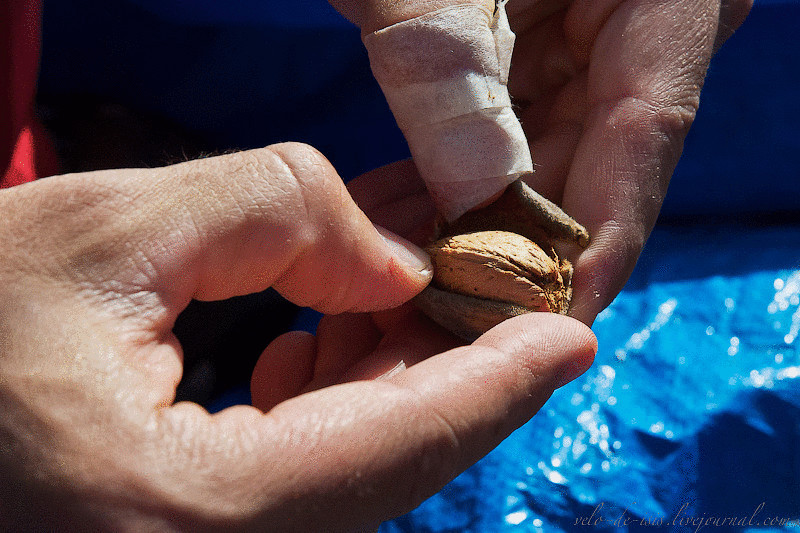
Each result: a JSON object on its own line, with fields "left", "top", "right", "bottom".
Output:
{"left": 334, "top": 0, "right": 753, "bottom": 325}
{"left": 0, "top": 145, "right": 596, "bottom": 532}
{"left": 0, "top": 0, "right": 751, "bottom": 530}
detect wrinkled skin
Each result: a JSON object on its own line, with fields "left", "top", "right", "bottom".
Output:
{"left": 0, "top": 0, "right": 751, "bottom": 530}
{"left": 332, "top": 0, "right": 753, "bottom": 324}
{"left": 0, "top": 145, "right": 596, "bottom": 531}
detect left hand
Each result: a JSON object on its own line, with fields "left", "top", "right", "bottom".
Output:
{"left": 0, "top": 147, "right": 596, "bottom": 531}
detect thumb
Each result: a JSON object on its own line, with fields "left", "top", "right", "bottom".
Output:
{"left": 3, "top": 143, "right": 432, "bottom": 318}
{"left": 159, "top": 313, "right": 597, "bottom": 531}
{"left": 153, "top": 143, "right": 433, "bottom": 313}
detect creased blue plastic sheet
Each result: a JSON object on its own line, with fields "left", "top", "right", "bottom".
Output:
{"left": 382, "top": 222, "right": 800, "bottom": 532}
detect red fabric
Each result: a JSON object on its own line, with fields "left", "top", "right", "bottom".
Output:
{"left": 1, "top": 0, "right": 57, "bottom": 188}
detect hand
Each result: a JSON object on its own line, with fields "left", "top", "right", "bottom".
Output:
{"left": 333, "top": 0, "right": 752, "bottom": 325}
{"left": 503, "top": 0, "right": 752, "bottom": 324}
{"left": 0, "top": 145, "right": 596, "bottom": 531}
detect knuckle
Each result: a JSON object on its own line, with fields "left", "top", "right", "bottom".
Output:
{"left": 192, "top": 144, "right": 338, "bottom": 211}
{"left": 654, "top": 96, "right": 700, "bottom": 138}
{"left": 262, "top": 142, "right": 345, "bottom": 223}
{"left": 611, "top": 95, "right": 699, "bottom": 150}
{"left": 267, "top": 142, "right": 339, "bottom": 189}
{"left": 635, "top": 94, "right": 700, "bottom": 140}
{"left": 257, "top": 143, "right": 366, "bottom": 312}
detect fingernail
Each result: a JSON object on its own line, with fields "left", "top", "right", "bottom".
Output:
{"left": 375, "top": 224, "right": 432, "bottom": 276}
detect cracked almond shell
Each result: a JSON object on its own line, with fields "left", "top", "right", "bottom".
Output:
{"left": 415, "top": 230, "right": 572, "bottom": 341}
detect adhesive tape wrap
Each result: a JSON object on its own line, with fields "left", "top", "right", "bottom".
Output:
{"left": 364, "top": 1, "right": 532, "bottom": 221}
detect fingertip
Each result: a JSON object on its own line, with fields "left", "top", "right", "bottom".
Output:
{"left": 474, "top": 312, "right": 597, "bottom": 388}
{"left": 566, "top": 222, "right": 645, "bottom": 326}
{"left": 295, "top": 223, "right": 433, "bottom": 314}
{"left": 374, "top": 223, "right": 433, "bottom": 283}
{"left": 251, "top": 331, "right": 316, "bottom": 411}
{"left": 552, "top": 317, "right": 597, "bottom": 388}
{"left": 473, "top": 311, "right": 589, "bottom": 349}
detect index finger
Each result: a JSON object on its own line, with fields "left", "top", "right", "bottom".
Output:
{"left": 559, "top": 0, "right": 723, "bottom": 323}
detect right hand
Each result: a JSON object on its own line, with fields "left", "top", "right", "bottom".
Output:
{"left": 329, "top": 0, "right": 753, "bottom": 327}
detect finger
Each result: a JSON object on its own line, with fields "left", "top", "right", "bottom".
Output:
{"left": 347, "top": 159, "right": 437, "bottom": 243}
{"left": 269, "top": 307, "right": 456, "bottom": 397}
{"left": 559, "top": 0, "right": 722, "bottom": 323}
{"left": 297, "top": 312, "right": 383, "bottom": 391}
{"left": 250, "top": 331, "right": 317, "bottom": 411}
{"left": 183, "top": 144, "right": 432, "bottom": 313}
{"left": 156, "top": 313, "right": 596, "bottom": 531}
{"left": 330, "top": 307, "right": 461, "bottom": 384}
{"left": 347, "top": 160, "right": 425, "bottom": 212}
{"left": 506, "top": 0, "right": 570, "bottom": 33}
{"left": 714, "top": 0, "right": 753, "bottom": 52}
{"left": 523, "top": 119, "right": 583, "bottom": 203}
{"left": 507, "top": 8, "right": 576, "bottom": 105}
{"left": 516, "top": 71, "right": 588, "bottom": 203}
{"left": 8, "top": 144, "right": 433, "bottom": 322}
{"left": 564, "top": 103, "right": 681, "bottom": 324}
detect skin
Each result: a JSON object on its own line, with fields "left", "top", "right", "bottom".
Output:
{"left": 503, "top": 0, "right": 753, "bottom": 324}
{"left": 333, "top": 0, "right": 753, "bottom": 325}
{"left": 0, "top": 144, "right": 596, "bottom": 531}
{"left": 1, "top": 0, "right": 752, "bottom": 529}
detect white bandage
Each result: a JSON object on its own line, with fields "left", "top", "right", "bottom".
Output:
{"left": 364, "top": 1, "right": 532, "bottom": 221}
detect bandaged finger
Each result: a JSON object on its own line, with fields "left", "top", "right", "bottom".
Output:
{"left": 364, "top": 1, "right": 532, "bottom": 221}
